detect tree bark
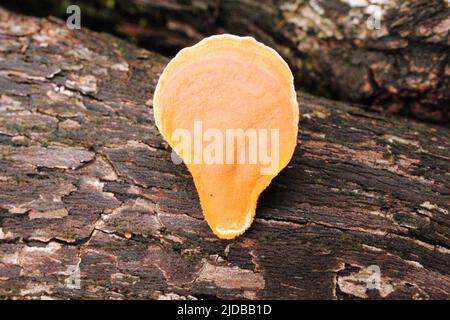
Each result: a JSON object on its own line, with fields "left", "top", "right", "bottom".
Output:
{"left": 2, "top": 0, "right": 449, "bottom": 122}
{"left": 0, "top": 9, "right": 449, "bottom": 299}
{"left": 115, "top": 0, "right": 450, "bottom": 123}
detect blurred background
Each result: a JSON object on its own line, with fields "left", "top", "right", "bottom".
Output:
{"left": 2, "top": 0, "right": 449, "bottom": 123}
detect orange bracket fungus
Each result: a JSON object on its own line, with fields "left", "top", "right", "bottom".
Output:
{"left": 153, "top": 34, "right": 299, "bottom": 239}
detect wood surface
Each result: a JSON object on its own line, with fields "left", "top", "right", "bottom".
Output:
{"left": 0, "top": 9, "right": 449, "bottom": 299}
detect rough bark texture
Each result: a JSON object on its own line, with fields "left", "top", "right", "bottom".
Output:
{"left": 3, "top": 0, "right": 449, "bottom": 122}
{"left": 100, "top": 0, "right": 450, "bottom": 122}
{"left": 0, "top": 9, "right": 449, "bottom": 300}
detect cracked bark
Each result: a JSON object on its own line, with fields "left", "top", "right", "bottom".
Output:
{"left": 133, "top": 0, "right": 450, "bottom": 122}
{"left": 3, "top": 1, "right": 449, "bottom": 122}
{"left": 0, "top": 9, "right": 449, "bottom": 300}
{"left": 48, "top": 0, "right": 448, "bottom": 123}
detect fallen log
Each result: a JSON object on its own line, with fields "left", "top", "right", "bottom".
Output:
{"left": 213, "top": 0, "right": 450, "bottom": 122}
{"left": 99, "top": 0, "right": 450, "bottom": 123}
{"left": 3, "top": 0, "right": 449, "bottom": 122}
{"left": 0, "top": 9, "right": 449, "bottom": 299}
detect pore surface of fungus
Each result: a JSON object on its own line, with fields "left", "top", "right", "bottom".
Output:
{"left": 153, "top": 34, "right": 299, "bottom": 239}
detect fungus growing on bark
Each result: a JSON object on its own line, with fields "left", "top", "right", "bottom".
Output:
{"left": 153, "top": 34, "right": 299, "bottom": 239}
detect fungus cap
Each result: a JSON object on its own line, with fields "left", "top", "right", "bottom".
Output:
{"left": 153, "top": 34, "right": 299, "bottom": 239}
